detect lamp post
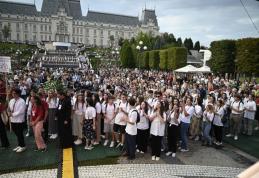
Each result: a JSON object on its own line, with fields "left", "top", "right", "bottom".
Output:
{"left": 112, "top": 47, "right": 120, "bottom": 66}
{"left": 15, "top": 49, "right": 22, "bottom": 69}
{"left": 136, "top": 40, "right": 147, "bottom": 69}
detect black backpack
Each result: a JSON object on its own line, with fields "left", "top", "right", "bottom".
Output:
{"left": 131, "top": 109, "right": 140, "bottom": 123}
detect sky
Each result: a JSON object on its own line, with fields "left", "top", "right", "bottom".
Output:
{"left": 2, "top": 0, "right": 259, "bottom": 46}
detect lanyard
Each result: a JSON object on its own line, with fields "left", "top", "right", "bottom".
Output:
{"left": 12, "top": 99, "right": 18, "bottom": 113}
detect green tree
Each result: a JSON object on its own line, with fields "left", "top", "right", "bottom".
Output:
{"left": 168, "top": 33, "right": 176, "bottom": 43}
{"left": 177, "top": 38, "right": 182, "bottom": 47}
{"left": 2, "top": 25, "right": 10, "bottom": 41}
{"left": 194, "top": 41, "right": 201, "bottom": 51}
{"left": 236, "top": 38, "right": 259, "bottom": 76}
{"left": 120, "top": 40, "right": 135, "bottom": 68}
{"left": 184, "top": 38, "right": 193, "bottom": 51}
{"left": 208, "top": 40, "right": 236, "bottom": 74}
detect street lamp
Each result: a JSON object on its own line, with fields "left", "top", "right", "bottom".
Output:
{"left": 16, "top": 50, "right": 22, "bottom": 68}
{"left": 136, "top": 40, "right": 147, "bottom": 69}
{"left": 112, "top": 47, "right": 120, "bottom": 66}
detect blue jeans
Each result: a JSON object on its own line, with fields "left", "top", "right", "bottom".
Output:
{"left": 180, "top": 122, "right": 190, "bottom": 150}
{"left": 202, "top": 121, "right": 212, "bottom": 145}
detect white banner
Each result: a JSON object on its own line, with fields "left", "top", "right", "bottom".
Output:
{"left": 0, "top": 56, "right": 11, "bottom": 73}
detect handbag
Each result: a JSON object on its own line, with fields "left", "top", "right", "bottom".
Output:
{"left": 1, "top": 110, "right": 9, "bottom": 125}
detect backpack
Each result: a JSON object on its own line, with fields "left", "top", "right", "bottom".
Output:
{"left": 131, "top": 109, "right": 140, "bottom": 123}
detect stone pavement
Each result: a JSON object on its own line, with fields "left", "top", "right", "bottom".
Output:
{"left": 0, "top": 164, "right": 244, "bottom": 178}
{"left": 0, "top": 140, "right": 256, "bottom": 178}
{"left": 118, "top": 140, "right": 255, "bottom": 168}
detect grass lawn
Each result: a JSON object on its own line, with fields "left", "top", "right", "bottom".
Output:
{"left": 0, "top": 132, "right": 120, "bottom": 175}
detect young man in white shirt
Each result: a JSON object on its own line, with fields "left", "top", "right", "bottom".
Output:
{"left": 123, "top": 97, "right": 138, "bottom": 160}
{"left": 8, "top": 88, "right": 27, "bottom": 153}
{"left": 179, "top": 97, "right": 194, "bottom": 152}
{"left": 226, "top": 94, "right": 244, "bottom": 140}
{"left": 102, "top": 96, "right": 116, "bottom": 147}
{"left": 243, "top": 94, "right": 257, "bottom": 136}
{"left": 113, "top": 93, "right": 129, "bottom": 148}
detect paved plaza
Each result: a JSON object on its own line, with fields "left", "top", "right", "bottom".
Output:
{"left": 0, "top": 164, "right": 244, "bottom": 178}
{"left": 0, "top": 140, "right": 256, "bottom": 178}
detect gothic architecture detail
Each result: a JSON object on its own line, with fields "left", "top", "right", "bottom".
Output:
{"left": 0, "top": 0, "right": 160, "bottom": 47}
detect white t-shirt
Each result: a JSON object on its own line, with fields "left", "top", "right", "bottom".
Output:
{"left": 203, "top": 111, "right": 215, "bottom": 122}
{"left": 193, "top": 105, "right": 203, "bottom": 118}
{"left": 84, "top": 106, "right": 96, "bottom": 120}
{"left": 150, "top": 111, "right": 166, "bottom": 136}
{"left": 125, "top": 109, "right": 138, "bottom": 135}
{"left": 47, "top": 97, "right": 59, "bottom": 109}
{"left": 137, "top": 109, "right": 149, "bottom": 130}
{"left": 8, "top": 98, "right": 26, "bottom": 123}
{"left": 103, "top": 103, "right": 116, "bottom": 124}
{"left": 114, "top": 101, "right": 129, "bottom": 126}
{"left": 213, "top": 106, "right": 224, "bottom": 126}
{"left": 168, "top": 111, "right": 180, "bottom": 126}
{"left": 95, "top": 102, "right": 102, "bottom": 114}
{"left": 244, "top": 100, "right": 256, "bottom": 120}
{"left": 231, "top": 100, "right": 244, "bottom": 114}
{"left": 180, "top": 105, "right": 194, "bottom": 124}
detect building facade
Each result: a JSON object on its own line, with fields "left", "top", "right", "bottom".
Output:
{"left": 0, "top": 0, "right": 159, "bottom": 47}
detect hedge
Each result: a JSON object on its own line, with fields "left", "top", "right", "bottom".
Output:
{"left": 159, "top": 50, "right": 168, "bottom": 70}
{"left": 149, "top": 50, "right": 160, "bottom": 69}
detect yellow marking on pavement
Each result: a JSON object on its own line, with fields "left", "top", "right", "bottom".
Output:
{"left": 62, "top": 148, "right": 74, "bottom": 178}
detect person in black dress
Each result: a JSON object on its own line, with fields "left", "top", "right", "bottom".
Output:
{"left": 56, "top": 90, "right": 73, "bottom": 149}
{"left": 0, "top": 97, "right": 9, "bottom": 148}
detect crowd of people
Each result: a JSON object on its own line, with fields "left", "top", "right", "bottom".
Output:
{"left": 0, "top": 63, "right": 258, "bottom": 161}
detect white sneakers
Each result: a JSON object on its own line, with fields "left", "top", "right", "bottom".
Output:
{"left": 166, "top": 152, "right": 172, "bottom": 156}
{"left": 84, "top": 145, "right": 94, "bottom": 150}
{"left": 93, "top": 142, "right": 99, "bottom": 145}
{"left": 74, "top": 139, "right": 82, "bottom": 145}
{"left": 50, "top": 134, "right": 58, "bottom": 139}
{"left": 151, "top": 156, "right": 160, "bottom": 161}
{"left": 136, "top": 149, "right": 140, "bottom": 153}
{"left": 103, "top": 140, "right": 109, "bottom": 146}
{"left": 234, "top": 136, "right": 238, "bottom": 140}
{"left": 13, "top": 146, "right": 20, "bottom": 152}
{"left": 109, "top": 141, "right": 115, "bottom": 148}
{"left": 194, "top": 136, "right": 200, "bottom": 141}
{"left": 225, "top": 134, "right": 233, "bottom": 137}
{"left": 180, "top": 149, "right": 189, "bottom": 152}
{"left": 166, "top": 152, "right": 176, "bottom": 158}
{"left": 14, "top": 147, "right": 26, "bottom": 153}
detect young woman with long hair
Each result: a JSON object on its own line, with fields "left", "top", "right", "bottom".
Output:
{"left": 149, "top": 101, "right": 166, "bottom": 161}
{"left": 202, "top": 104, "right": 215, "bottom": 146}
{"left": 92, "top": 93, "right": 102, "bottom": 145}
{"left": 72, "top": 93, "right": 86, "bottom": 145}
{"left": 213, "top": 99, "right": 225, "bottom": 146}
{"left": 136, "top": 101, "right": 149, "bottom": 153}
{"left": 31, "top": 95, "right": 47, "bottom": 152}
{"left": 46, "top": 90, "right": 58, "bottom": 139}
{"left": 166, "top": 98, "right": 180, "bottom": 158}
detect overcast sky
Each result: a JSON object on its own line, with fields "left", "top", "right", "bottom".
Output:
{"left": 3, "top": 0, "right": 259, "bottom": 46}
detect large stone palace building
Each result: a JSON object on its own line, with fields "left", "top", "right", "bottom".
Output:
{"left": 0, "top": 0, "right": 160, "bottom": 47}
